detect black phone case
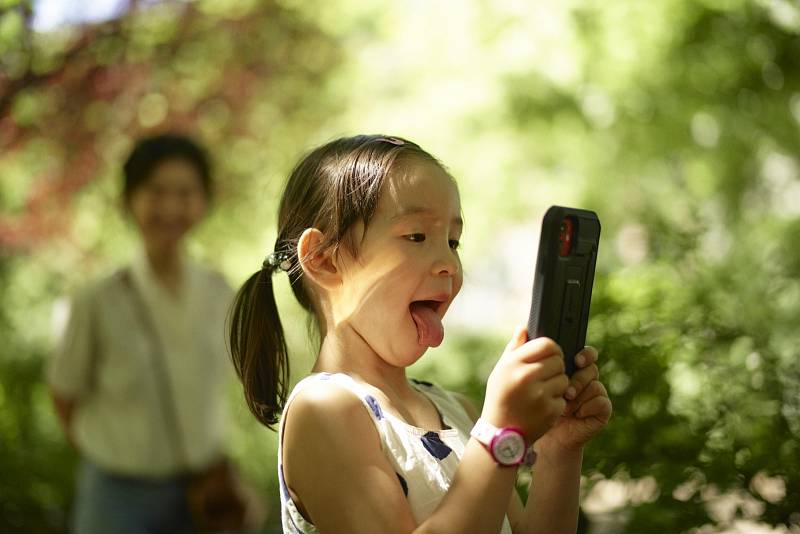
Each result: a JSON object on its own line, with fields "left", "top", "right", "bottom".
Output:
{"left": 527, "top": 206, "right": 601, "bottom": 376}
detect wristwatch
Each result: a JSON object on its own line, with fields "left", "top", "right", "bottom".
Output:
{"left": 470, "top": 418, "right": 529, "bottom": 467}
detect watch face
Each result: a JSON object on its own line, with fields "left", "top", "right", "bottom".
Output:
{"left": 491, "top": 430, "right": 526, "bottom": 466}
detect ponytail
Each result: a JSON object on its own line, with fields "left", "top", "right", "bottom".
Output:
{"left": 228, "top": 268, "right": 289, "bottom": 429}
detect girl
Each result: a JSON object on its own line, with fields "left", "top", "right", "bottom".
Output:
{"left": 229, "top": 135, "right": 612, "bottom": 533}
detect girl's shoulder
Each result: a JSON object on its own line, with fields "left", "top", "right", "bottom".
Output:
{"left": 288, "top": 373, "right": 364, "bottom": 408}
{"left": 280, "top": 374, "right": 387, "bottom": 490}
{"left": 280, "top": 373, "right": 419, "bottom": 533}
{"left": 284, "top": 373, "right": 385, "bottom": 426}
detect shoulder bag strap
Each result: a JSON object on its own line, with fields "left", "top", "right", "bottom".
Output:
{"left": 118, "top": 268, "right": 189, "bottom": 471}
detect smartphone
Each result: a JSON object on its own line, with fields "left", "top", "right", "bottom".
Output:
{"left": 527, "top": 206, "right": 601, "bottom": 376}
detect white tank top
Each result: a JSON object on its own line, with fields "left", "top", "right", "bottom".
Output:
{"left": 277, "top": 372, "right": 512, "bottom": 533}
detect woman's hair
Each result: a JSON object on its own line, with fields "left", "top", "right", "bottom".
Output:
{"left": 123, "top": 133, "right": 212, "bottom": 202}
{"left": 228, "top": 134, "right": 447, "bottom": 428}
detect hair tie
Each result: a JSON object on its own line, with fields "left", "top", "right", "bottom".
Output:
{"left": 263, "top": 251, "right": 292, "bottom": 274}
{"left": 378, "top": 137, "right": 405, "bottom": 146}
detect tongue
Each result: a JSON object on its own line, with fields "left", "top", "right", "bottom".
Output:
{"left": 410, "top": 302, "right": 445, "bottom": 347}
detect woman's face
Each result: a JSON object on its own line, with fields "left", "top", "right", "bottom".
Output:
{"left": 127, "top": 158, "right": 208, "bottom": 251}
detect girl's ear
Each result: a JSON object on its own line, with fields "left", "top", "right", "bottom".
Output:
{"left": 297, "top": 228, "right": 341, "bottom": 289}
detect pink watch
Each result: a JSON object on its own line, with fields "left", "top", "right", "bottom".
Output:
{"left": 470, "top": 418, "right": 530, "bottom": 467}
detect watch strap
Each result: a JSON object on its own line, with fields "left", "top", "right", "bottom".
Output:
{"left": 469, "top": 417, "right": 501, "bottom": 447}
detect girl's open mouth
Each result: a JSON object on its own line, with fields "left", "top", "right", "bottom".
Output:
{"left": 409, "top": 300, "right": 445, "bottom": 347}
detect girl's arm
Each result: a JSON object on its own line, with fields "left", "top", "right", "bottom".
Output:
{"left": 284, "top": 382, "right": 519, "bottom": 534}
{"left": 520, "top": 347, "right": 612, "bottom": 534}
{"left": 520, "top": 444, "right": 582, "bottom": 533}
{"left": 453, "top": 392, "right": 527, "bottom": 532}
{"left": 453, "top": 393, "right": 582, "bottom": 534}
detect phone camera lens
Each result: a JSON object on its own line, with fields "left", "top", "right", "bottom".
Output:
{"left": 559, "top": 218, "right": 574, "bottom": 256}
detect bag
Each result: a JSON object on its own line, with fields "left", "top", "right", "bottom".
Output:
{"left": 185, "top": 458, "right": 250, "bottom": 532}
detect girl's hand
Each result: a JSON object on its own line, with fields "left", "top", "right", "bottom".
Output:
{"left": 536, "top": 346, "right": 612, "bottom": 452}
{"left": 482, "top": 327, "right": 570, "bottom": 445}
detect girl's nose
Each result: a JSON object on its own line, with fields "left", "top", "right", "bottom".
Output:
{"left": 433, "top": 246, "right": 460, "bottom": 277}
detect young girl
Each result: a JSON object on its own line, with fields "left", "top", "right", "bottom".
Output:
{"left": 229, "top": 135, "right": 612, "bottom": 533}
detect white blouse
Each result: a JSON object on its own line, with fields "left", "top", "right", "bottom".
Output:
{"left": 47, "top": 252, "right": 234, "bottom": 478}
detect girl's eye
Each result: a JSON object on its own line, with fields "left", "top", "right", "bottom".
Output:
{"left": 449, "top": 239, "right": 460, "bottom": 250}
{"left": 407, "top": 233, "right": 426, "bottom": 243}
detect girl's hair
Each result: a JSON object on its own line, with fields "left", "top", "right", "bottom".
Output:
{"left": 228, "top": 134, "right": 446, "bottom": 428}
{"left": 123, "top": 133, "right": 212, "bottom": 202}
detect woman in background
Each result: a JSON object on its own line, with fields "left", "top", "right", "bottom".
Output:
{"left": 48, "top": 133, "right": 236, "bottom": 534}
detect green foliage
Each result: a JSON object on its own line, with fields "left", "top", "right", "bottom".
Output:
{"left": 441, "top": 0, "right": 800, "bottom": 531}
{"left": 2, "top": 0, "right": 799, "bottom": 532}
{"left": 409, "top": 0, "right": 800, "bottom": 530}
{"left": 0, "top": 1, "right": 343, "bottom": 531}
{"left": 0, "top": 258, "right": 76, "bottom": 532}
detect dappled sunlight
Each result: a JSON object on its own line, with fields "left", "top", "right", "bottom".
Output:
{"left": 2, "top": 0, "right": 800, "bottom": 531}
{"left": 583, "top": 474, "right": 798, "bottom": 534}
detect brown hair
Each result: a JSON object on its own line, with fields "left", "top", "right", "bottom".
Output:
{"left": 228, "top": 134, "right": 447, "bottom": 428}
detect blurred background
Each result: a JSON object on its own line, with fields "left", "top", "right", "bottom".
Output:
{"left": 1, "top": 0, "right": 799, "bottom": 532}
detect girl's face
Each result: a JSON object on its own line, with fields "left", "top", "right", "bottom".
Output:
{"left": 334, "top": 160, "right": 463, "bottom": 367}
{"left": 127, "top": 158, "right": 207, "bottom": 252}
